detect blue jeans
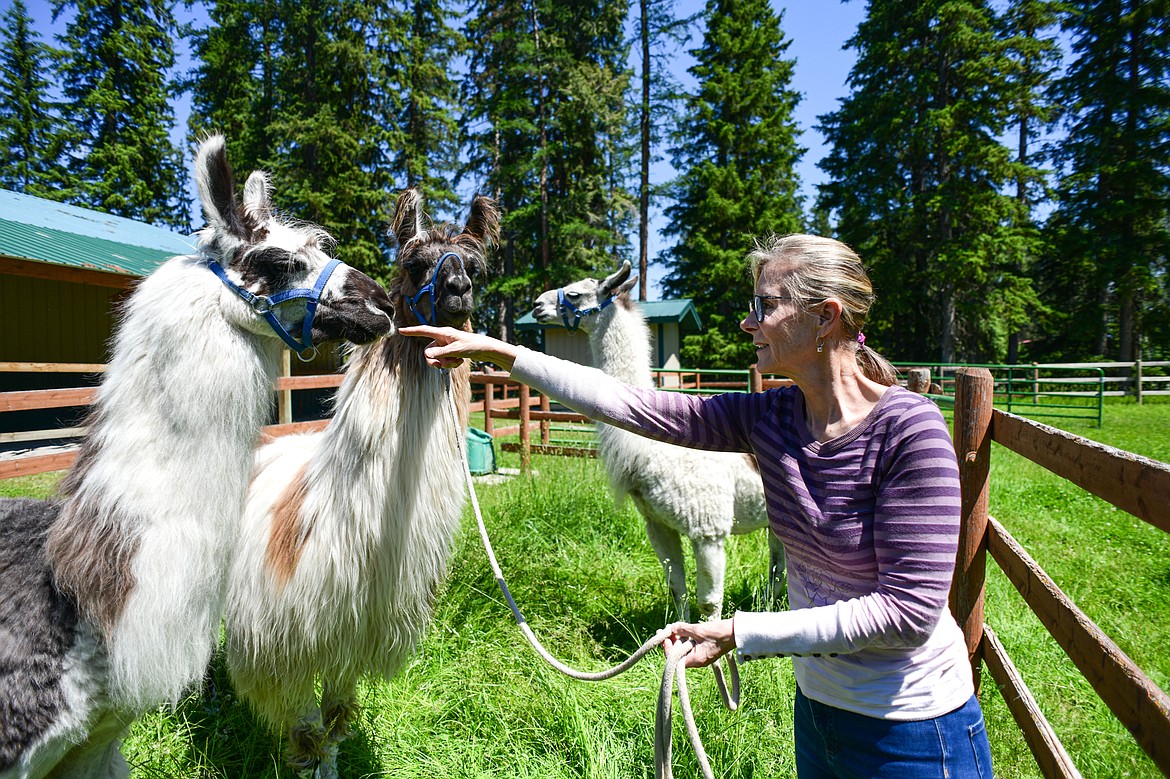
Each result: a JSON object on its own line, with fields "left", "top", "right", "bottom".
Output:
{"left": 794, "top": 687, "right": 993, "bottom": 778}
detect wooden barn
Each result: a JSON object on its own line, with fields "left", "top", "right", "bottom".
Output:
{"left": 514, "top": 297, "right": 702, "bottom": 379}
{"left": 0, "top": 189, "right": 196, "bottom": 367}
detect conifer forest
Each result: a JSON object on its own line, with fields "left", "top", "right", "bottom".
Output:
{"left": 1, "top": 0, "right": 1167, "bottom": 366}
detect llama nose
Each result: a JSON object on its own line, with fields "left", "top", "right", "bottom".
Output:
{"left": 447, "top": 275, "right": 472, "bottom": 297}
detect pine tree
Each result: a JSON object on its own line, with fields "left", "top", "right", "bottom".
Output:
{"left": 463, "top": 0, "right": 542, "bottom": 341}
{"left": 54, "top": 0, "right": 189, "bottom": 230}
{"left": 635, "top": 0, "right": 693, "bottom": 301}
{"left": 186, "top": 0, "right": 277, "bottom": 175}
{"left": 543, "top": 0, "right": 635, "bottom": 279}
{"left": 1042, "top": 0, "right": 1170, "bottom": 360}
{"left": 662, "top": 0, "right": 804, "bottom": 368}
{"left": 818, "top": 0, "right": 1035, "bottom": 363}
{"left": 396, "top": 0, "right": 462, "bottom": 218}
{"left": 0, "top": 0, "right": 64, "bottom": 197}
{"left": 463, "top": 0, "right": 633, "bottom": 342}
{"left": 999, "top": 0, "right": 1063, "bottom": 363}
{"left": 263, "top": 0, "right": 398, "bottom": 280}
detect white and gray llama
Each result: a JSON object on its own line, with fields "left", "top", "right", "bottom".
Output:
{"left": 223, "top": 189, "right": 498, "bottom": 777}
{"left": 0, "top": 134, "right": 395, "bottom": 779}
{"left": 532, "top": 261, "right": 784, "bottom": 621}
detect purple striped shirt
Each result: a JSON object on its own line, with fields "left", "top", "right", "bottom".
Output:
{"left": 511, "top": 349, "right": 975, "bottom": 719}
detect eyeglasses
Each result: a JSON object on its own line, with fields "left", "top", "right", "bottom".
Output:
{"left": 750, "top": 294, "right": 796, "bottom": 321}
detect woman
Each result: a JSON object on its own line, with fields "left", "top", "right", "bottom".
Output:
{"left": 402, "top": 234, "right": 993, "bottom": 778}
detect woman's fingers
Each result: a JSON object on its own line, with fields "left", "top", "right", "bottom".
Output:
{"left": 399, "top": 325, "right": 518, "bottom": 371}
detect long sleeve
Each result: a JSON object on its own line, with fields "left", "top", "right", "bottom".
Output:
{"left": 510, "top": 347, "right": 759, "bottom": 453}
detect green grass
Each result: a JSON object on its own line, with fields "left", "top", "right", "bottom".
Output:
{"left": 4, "top": 398, "right": 1168, "bottom": 777}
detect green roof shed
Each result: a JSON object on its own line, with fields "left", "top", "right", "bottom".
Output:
{"left": 0, "top": 190, "right": 195, "bottom": 364}
{"left": 515, "top": 297, "right": 702, "bottom": 371}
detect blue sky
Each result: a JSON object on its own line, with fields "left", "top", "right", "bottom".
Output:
{"left": 14, "top": 0, "right": 868, "bottom": 298}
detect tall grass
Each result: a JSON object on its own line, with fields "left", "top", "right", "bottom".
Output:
{"left": 3, "top": 398, "right": 1167, "bottom": 777}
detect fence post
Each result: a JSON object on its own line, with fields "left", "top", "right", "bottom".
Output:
{"left": 279, "top": 349, "right": 292, "bottom": 425}
{"left": 907, "top": 367, "right": 931, "bottom": 394}
{"left": 750, "top": 365, "right": 762, "bottom": 393}
{"left": 951, "top": 367, "right": 993, "bottom": 693}
{"left": 540, "top": 393, "right": 550, "bottom": 444}
{"left": 1135, "top": 358, "right": 1143, "bottom": 405}
{"left": 483, "top": 378, "right": 495, "bottom": 436}
{"left": 1006, "top": 365, "right": 1014, "bottom": 415}
{"left": 519, "top": 383, "right": 531, "bottom": 473}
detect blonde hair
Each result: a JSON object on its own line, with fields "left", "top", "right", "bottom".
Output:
{"left": 748, "top": 234, "right": 898, "bottom": 386}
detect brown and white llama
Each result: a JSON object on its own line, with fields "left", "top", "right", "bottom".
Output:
{"left": 223, "top": 189, "right": 498, "bottom": 778}
{"left": 532, "top": 261, "right": 785, "bottom": 621}
{"left": 0, "top": 135, "right": 395, "bottom": 779}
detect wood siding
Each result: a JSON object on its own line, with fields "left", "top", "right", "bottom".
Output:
{"left": 1, "top": 273, "right": 122, "bottom": 363}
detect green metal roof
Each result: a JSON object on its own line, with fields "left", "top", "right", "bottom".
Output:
{"left": 0, "top": 189, "right": 196, "bottom": 278}
{"left": 516, "top": 298, "right": 702, "bottom": 333}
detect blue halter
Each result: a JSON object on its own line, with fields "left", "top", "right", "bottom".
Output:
{"left": 407, "top": 251, "right": 465, "bottom": 326}
{"left": 558, "top": 288, "right": 613, "bottom": 332}
{"left": 208, "top": 257, "right": 343, "bottom": 362}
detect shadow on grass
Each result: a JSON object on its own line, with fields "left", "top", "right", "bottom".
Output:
{"left": 174, "top": 649, "right": 382, "bottom": 778}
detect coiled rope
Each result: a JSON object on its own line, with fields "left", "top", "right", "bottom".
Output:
{"left": 443, "top": 374, "right": 739, "bottom": 778}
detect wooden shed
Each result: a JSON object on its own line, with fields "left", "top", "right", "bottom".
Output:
{"left": 0, "top": 189, "right": 196, "bottom": 366}
{"left": 514, "top": 298, "right": 702, "bottom": 373}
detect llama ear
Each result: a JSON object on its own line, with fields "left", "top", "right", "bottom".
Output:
{"left": 462, "top": 194, "right": 500, "bottom": 247}
{"left": 195, "top": 134, "right": 248, "bottom": 240}
{"left": 598, "top": 260, "right": 633, "bottom": 299}
{"left": 241, "top": 171, "right": 273, "bottom": 240}
{"left": 390, "top": 188, "right": 427, "bottom": 247}
{"left": 617, "top": 274, "right": 639, "bottom": 296}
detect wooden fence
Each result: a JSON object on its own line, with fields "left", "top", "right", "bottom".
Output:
{"left": 898, "top": 360, "right": 1170, "bottom": 401}
{"left": 0, "top": 361, "right": 541, "bottom": 479}
{"left": 4, "top": 361, "right": 1169, "bottom": 776}
{"left": 951, "top": 368, "right": 1170, "bottom": 778}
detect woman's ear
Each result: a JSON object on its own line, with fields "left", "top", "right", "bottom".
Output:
{"left": 816, "top": 298, "right": 845, "bottom": 336}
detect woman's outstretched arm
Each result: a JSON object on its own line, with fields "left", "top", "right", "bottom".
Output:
{"left": 402, "top": 324, "right": 753, "bottom": 452}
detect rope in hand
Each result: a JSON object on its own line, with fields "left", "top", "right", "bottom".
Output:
{"left": 442, "top": 373, "right": 740, "bottom": 779}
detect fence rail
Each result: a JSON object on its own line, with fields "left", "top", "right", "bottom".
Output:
{"left": 894, "top": 362, "right": 1140, "bottom": 426}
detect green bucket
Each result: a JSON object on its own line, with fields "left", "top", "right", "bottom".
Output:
{"left": 466, "top": 427, "right": 496, "bottom": 475}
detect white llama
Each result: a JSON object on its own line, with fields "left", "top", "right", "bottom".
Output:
{"left": 223, "top": 189, "right": 498, "bottom": 778}
{"left": 0, "top": 135, "right": 395, "bottom": 779}
{"left": 532, "top": 261, "right": 784, "bottom": 621}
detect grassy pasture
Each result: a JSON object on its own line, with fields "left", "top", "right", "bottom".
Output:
{"left": 2, "top": 398, "right": 1167, "bottom": 778}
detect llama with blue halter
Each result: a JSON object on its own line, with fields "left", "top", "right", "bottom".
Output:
{"left": 0, "top": 135, "right": 395, "bottom": 779}
{"left": 222, "top": 188, "right": 498, "bottom": 778}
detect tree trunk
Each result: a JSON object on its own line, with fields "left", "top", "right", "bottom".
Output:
{"left": 531, "top": 1, "right": 550, "bottom": 292}
{"left": 638, "top": 0, "right": 650, "bottom": 301}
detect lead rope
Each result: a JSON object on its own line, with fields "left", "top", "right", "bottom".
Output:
{"left": 441, "top": 372, "right": 739, "bottom": 778}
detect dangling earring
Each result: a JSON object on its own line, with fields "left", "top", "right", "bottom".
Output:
{"left": 816, "top": 336, "right": 824, "bottom": 354}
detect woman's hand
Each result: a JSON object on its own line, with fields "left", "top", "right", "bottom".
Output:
{"left": 399, "top": 325, "right": 520, "bottom": 371}
{"left": 664, "top": 618, "right": 736, "bottom": 668}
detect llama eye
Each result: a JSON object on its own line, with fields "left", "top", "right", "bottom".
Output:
{"left": 248, "top": 247, "right": 299, "bottom": 271}
{"left": 404, "top": 261, "right": 429, "bottom": 282}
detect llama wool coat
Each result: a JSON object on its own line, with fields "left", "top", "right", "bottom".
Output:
{"left": 509, "top": 348, "right": 972, "bottom": 721}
